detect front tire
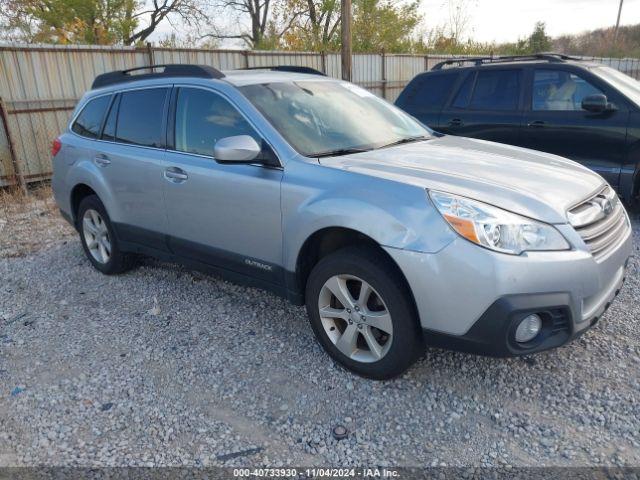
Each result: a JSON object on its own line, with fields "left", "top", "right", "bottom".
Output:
{"left": 77, "top": 195, "right": 135, "bottom": 274}
{"left": 305, "top": 246, "right": 423, "bottom": 380}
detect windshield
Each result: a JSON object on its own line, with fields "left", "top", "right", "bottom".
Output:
{"left": 239, "top": 81, "right": 431, "bottom": 157}
{"left": 591, "top": 65, "right": 640, "bottom": 107}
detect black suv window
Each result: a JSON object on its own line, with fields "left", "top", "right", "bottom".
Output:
{"left": 72, "top": 95, "right": 111, "bottom": 139}
{"left": 174, "top": 88, "right": 258, "bottom": 157}
{"left": 532, "top": 69, "right": 604, "bottom": 111}
{"left": 469, "top": 69, "right": 521, "bottom": 111}
{"left": 405, "top": 73, "right": 458, "bottom": 110}
{"left": 115, "top": 88, "right": 168, "bottom": 148}
{"left": 451, "top": 72, "right": 474, "bottom": 109}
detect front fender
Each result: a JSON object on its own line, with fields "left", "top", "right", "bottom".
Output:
{"left": 281, "top": 160, "right": 456, "bottom": 272}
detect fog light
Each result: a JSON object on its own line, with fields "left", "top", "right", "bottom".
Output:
{"left": 515, "top": 314, "right": 542, "bottom": 343}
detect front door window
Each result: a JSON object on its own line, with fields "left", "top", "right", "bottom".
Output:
{"left": 532, "top": 70, "right": 604, "bottom": 111}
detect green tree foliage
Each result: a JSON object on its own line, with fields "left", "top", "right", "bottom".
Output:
{"left": 528, "top": 21, "right": 551, "bottom": 53}
{"left": 555, "top": 24, "right": 640, "bottom": 58}
{"left": 419, "top": 21, "right": 553, "bottom": 56}
{"left": 0, "top": 0, "right": 205, "bottom": 45}
{"left": 280, "top": 0, "right": 341, "bottom": 51}
{"left": 280, "top": 0, "right": 421, "bottom": 52}
{"left": 351, "top": 0, "right": 421, "bottom": 53}
{"left": 0, "top": 0, "right": 138, "bottom": 44}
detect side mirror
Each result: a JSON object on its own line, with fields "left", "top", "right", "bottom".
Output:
{"left": 214, "top": 135, "right": 262, "bottom": 163}
{"left": 581, "top": 94, "right": 615, "bottom": 113}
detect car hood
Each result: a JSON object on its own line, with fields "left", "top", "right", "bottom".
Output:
{"left": 318, "top": 135, "right": 605, "bottom": 224}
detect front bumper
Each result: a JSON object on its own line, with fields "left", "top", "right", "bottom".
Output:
{"left": 384, "top": 222, "right": 633, "bottom": 357}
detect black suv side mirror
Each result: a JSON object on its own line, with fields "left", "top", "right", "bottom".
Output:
{"left": 581, "top": 94, "right": 616, "bottom": 113}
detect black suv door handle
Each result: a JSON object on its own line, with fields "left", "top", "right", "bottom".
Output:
{"left": 527, "top": 120, "right": 546, "bottom": 128}
{"left": 448, "top": 118, "right": 464, "bottom": 127}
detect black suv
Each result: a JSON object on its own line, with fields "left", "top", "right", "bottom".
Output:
{"left": 395, "top": 53, "right": 640, "bottom": 203}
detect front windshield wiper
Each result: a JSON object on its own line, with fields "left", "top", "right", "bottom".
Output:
{"left": 378, "top": 135, "right": 430, "bottom": 149}
{"left": 310, "top": 135, "right": 429, "bottom": 158}
{"left": 311, "top": 147, "right": 372, "bottom": 158}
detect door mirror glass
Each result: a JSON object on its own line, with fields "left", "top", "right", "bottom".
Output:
{"left": 581, "top": 94, "right": 614, "bottom": 113}
{"left": 214, "top": 135, "right": 262, "bottom": 163}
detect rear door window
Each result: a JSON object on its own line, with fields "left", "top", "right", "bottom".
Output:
{"left": 71, "top": 95, "right": 111, "bottom": 139}
{"left": 451, "top": 72, "right": 475, "bottom": 109}
{"left": 101, "top": 94, "right": 119, "bottom": 142}
{"left": 115, "top": 88, "right": 169, "bottom": 148}
{"left": 406, "top": 73, "right": 458, "bottom": 110}
{"left": 469, "top": 69, "right": 521, "bottom": 111}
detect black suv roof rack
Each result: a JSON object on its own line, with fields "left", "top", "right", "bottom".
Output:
{"left": 431, "top": 53, "right": 583, "bottom": 70}
{"left": 240, "top": 65, "right": 326, "bottom": 76}
{"left": 91, "top": 64, "right": 225, "bottom": 89}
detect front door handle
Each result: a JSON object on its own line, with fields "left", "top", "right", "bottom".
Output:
{"left": 94, "top": 154, "right": 111, "bottom": 167}
{"left": 448, "top": 118, "right": 464, "bottom": 127}
{"left": 164, "top": 167, "right": 189, "bottom": 183}
{"left": 527, "top": 120, "right": 547, "bottom": 128}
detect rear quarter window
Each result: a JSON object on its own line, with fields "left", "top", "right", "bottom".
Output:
{"left": 400, "top": 73, "right": 458, "bottom": 111}
{"left": 71, "top": 95, "right": 111, "bottom": 139}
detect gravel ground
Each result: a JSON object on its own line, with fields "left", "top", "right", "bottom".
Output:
{"left": 0, "top": 212, "right": 639, "bottom": 468}
{"left": 0, "top": 187, "right": 75, "bottom": 258}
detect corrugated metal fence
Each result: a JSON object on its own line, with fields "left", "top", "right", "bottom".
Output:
{"left": 1, "top": 43, "right": 639, "bottom": 187}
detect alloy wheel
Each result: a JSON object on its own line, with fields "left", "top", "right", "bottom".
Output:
{"left": 82, "top": 209, "right": 111, "bottom": 264}
{"left": 318, "top": 274, "right": 393, "bottom": 363}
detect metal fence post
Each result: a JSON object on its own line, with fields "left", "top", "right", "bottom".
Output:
{"left": 321, "top": 51, "right": 327, "bottom": 75}
{"left": 0, "top": 96, "right": 26, "bottom": 194}
{"left": 424, "top": 54, "right": 429, "bottom": 71}
{"left": 381, "top": 49, "right": 387, "bottom": 100}
{"left": 146, "top": 42, "right": 154, "bottom": 66}
{"left": 243, "top": 50, "right": 250, "bottom": 69}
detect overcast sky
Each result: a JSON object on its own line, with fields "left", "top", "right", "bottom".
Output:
{"left": 149, "top": 0, "right": 639, "bottom": 46}
{"left": 422, "top": 0, "right": 639, "bottom": 43}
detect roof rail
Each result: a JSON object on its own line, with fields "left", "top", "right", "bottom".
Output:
{"left": 431, "top": 53, "right": 583, "bottom": 71}
{"left": 91, "top": 64, "right": 225, "bottom": 89}
{"left": 241, "top": 65, "right": 326, "bottom": 76}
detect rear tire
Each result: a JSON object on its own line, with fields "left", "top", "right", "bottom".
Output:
{"left": 305, "top": 246, "right": 424, "bottom": 380}
{"left": 77, "top": 195, "right": 136, "bottom": 274}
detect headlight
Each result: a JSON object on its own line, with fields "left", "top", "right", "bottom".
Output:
{"left": 429, "top": 190, "right": 570, "bottom": 255}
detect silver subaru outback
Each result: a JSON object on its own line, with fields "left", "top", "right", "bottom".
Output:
{"left": 52, "top": 64, "right": 633, "bottom": 379}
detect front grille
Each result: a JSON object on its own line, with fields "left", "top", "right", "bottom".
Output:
{"left": 568, "top": 186, "right": 629, "bottom": 261}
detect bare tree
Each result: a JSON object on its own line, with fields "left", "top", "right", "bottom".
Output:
{"left": 201, "top": 0, "right": 274, "bottom": 47}
{"left": 201, "top": 0, "right": 306, "bottom": 48}
{"left": 445, "top": 0, "right": 474, "bottom": 42}
{"left": 126, "top": 0, "right": 207, "bottom": 45}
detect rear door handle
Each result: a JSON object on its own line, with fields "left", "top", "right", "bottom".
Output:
{"left": 527, "top": 120, "right": 546, "bottom": 128}
{"left": 448, "top": 118, "right": 463, "bottom": 127}
{"left": 94, "top": 154, "right": 111, "bottom": 167}
{"left": 164, "top": 167, "right": 188, "bottom": 183}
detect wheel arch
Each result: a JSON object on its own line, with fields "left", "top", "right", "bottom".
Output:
{"left": 70, "top": 183, "right": 98, "bottom": 224}
{"left": 66, "top": 161, "right": 120, "bottom": 225}
{"left": 289, "top": 227, "right": 419, "bottom": 318}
